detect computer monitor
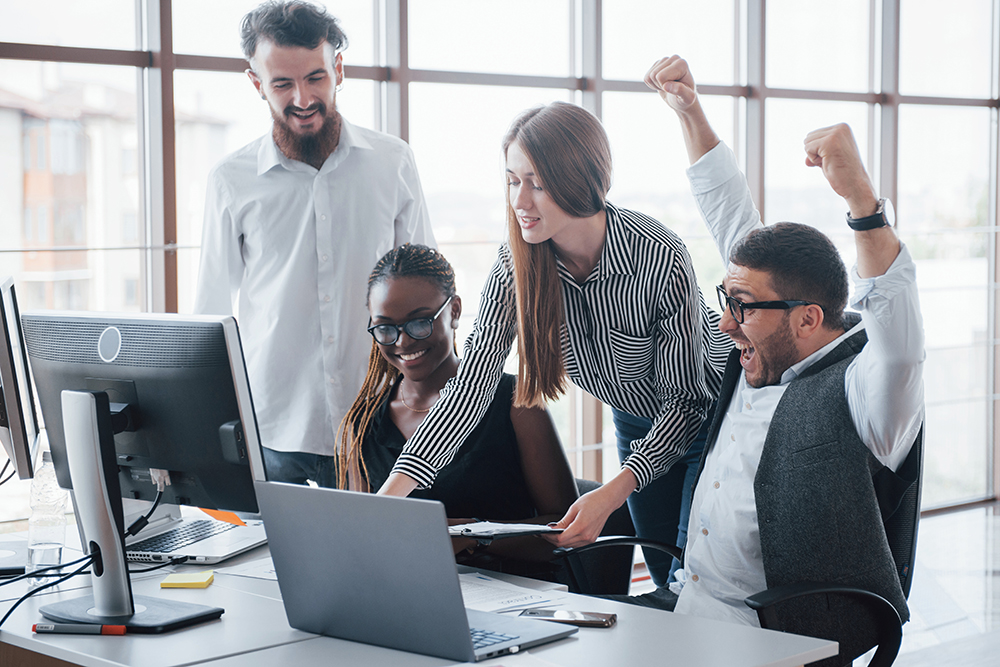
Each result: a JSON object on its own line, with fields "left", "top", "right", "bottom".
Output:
{"left": 21, "top": 311, "right": 266, "bottom": 511}
{"left": 20, "top": 310, "right": 266, "bottom": 630}
{"left": 0, "top": 276, "right": 40, "bottom": 480}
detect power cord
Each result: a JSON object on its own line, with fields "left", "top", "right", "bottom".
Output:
{"left": 0, "top": 459, "right": 13, "bottom": 486}
{"left": 15, "top": 555, "right": 190, "bottom": 578}
{"left": 125, "top": 488, "right": 164, "bottom": 538}
{"left": 0, "top": 554, "right": 95, "bottom": 630}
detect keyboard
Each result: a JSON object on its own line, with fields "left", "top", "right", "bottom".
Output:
{"left": 129, "top": 519, "right": 238, "bottom": 554}
{"left": 470, "top": 628, "right": 518, "bottom": 650}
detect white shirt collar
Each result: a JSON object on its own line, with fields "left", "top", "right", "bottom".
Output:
{"left": 778, "top": 317, "right": 865, "bottom": 385}
{"left": 256, "top": 115, "right": 372, "bottom": 176}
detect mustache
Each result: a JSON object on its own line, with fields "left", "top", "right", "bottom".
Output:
{"left": 284, "top": 103, "right": 325, "bottom": 117}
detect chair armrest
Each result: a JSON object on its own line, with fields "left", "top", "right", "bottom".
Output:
{"left": 551, "top": 536, "right": 683, "bottom": 561}
{"left": 745, "top": 583, "right": 902, "bottom": 667}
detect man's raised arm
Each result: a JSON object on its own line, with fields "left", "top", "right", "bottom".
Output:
{"left": 644, "top": 55, "right": 720, "bottom": 165}
{"left": 803, "top": 124, "right": 901, "bottom": 277}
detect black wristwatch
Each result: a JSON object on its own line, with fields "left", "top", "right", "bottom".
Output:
{"left": 846, "top": 197, "right": 894, "bottom": 231}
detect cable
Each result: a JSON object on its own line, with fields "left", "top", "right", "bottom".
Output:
{"left": 128, "top": 556, "right": 188, "bottom": 573}
{"left": 125, "top": 488, "right": 163, "bottom": 538}
{"left": 0, "top": 553, "right": 93, "bottom": 588}
{"left": 0, "top": 459, "right": 14, "bottom": 486}
{"left": 0, "top": 554, "right": 94, "bottom": 630}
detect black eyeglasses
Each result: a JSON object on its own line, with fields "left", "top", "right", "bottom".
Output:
{"left": 367, "top": 296, "right": 453, "bottom": 345}
{"left": 716, "top": 284, "right": 819, "bottom": 324}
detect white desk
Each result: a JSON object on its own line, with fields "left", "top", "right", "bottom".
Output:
{"left": 1, "top": 542, "right": 837, "bottom": 667}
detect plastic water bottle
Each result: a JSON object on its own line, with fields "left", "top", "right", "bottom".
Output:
{"left": 27, "top": 450, "right": 68, "bottom": 589}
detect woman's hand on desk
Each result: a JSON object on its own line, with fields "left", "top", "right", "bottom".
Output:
{"left": 543, "top": 470, "right": 637, "bottom": 549}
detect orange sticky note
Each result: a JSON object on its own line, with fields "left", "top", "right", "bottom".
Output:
{"left": 199, "top": 508, "right": 246, "bottom": 526}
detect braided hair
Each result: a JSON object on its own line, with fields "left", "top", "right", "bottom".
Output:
{"left": 336, "top": 243, "right": 457, "bottom": 490}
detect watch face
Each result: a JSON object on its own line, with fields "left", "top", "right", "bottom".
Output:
{"left": 881, "top": 198, "right": 895, "bottom": 227}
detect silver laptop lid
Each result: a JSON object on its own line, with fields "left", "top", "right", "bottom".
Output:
{"left": 256, "top": 481, "right": 478, "bottom": 661}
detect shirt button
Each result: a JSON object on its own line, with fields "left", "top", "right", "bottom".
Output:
{"left": 744, "top": 402, "right": 751, "bottom": 410}
{"left": 321, "top": 255, "right": 328, "bottom": 262}
{"left": 329, "top": 377, "right": 338, "bottom": 385}
{"left": 713, "top": 481, "right": 720, "bottom": 489}
{"left": 327, "top": 336, "right": 335, "bottom": 343}
{"left": 320, "top": 214, "right": 327, "bottom": 221}
{"left": 730, "top": 434, "right": 735, "bottom": 441}
{"left": 701, "top": 528, "right": 708, "bottom": 536}
{"left": 691, "top": 574, "right": 699, "bottom": 582}
{"left": 324, "top": 295, "right": 331, "bottom": 302}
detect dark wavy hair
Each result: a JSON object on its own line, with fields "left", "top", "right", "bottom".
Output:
{"left": 240, "top": 0, "right": 348, "bottom": 61}
{"left": 729, "top": 222, "right": 849, "bottom": 330}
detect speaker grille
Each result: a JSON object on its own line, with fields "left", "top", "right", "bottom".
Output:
{"left": 22, "top": 317, "right": 227, "bottom": 368}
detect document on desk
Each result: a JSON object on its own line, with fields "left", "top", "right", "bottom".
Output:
{"left": 459, "top": 572, "right": 566, "bottom": 613}
{"left": 449, "top": 521, "right": 563, "bottom": 541}
{"left": 215, "top": 556, "right": 278, "bottom": 581}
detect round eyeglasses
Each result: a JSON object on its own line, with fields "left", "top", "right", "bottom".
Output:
{"left": 716, "top": 284, "right": 819, "bottom": 324}
{"left": 367, "top": 296, "right": 454, "bottom": 346}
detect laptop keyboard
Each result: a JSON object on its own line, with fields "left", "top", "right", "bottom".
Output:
{"left": 470, "top": 628, "right": 518, "bottom": 650}
{"left": 129, "top": 519, "right": 238, "bottom": 554}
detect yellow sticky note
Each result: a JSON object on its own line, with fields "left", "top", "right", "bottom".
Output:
{"left": 161, "top": 571, "right": 215, "bottom": 589}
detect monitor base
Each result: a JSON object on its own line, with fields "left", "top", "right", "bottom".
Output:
{"left": 39, "top": 595, "right": 224, "bottom": 634}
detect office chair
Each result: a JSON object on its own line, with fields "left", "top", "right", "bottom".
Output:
{"left": 549, "top": 478, "right": 639, "bottom": 595}
{"left": 554, "top": 435, "right": 923, "bottom": 667}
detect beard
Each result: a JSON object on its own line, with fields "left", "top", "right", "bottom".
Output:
{"left": 745, "top": 313, "right": 800, "bottom": 388}
{"left": 271, "top": 102, "right": 342, "bottom": 169}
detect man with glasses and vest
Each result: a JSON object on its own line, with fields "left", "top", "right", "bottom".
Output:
{"left": 613, "top": 55, "right": 925, "bottom": 653}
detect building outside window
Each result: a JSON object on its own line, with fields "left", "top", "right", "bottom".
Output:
{"left": 0, "top": 0, "right": 998, "bottom": 523}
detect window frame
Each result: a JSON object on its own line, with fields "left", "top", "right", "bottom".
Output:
{"left": 1, "top": 0, "right": 997, "bottom": 512}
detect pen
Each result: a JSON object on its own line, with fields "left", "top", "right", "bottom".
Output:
{"left": 32, "top": 623, "right": 127, "bottom": 635}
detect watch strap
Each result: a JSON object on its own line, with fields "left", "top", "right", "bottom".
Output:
{"left": 846, "top": 198, "right": 889, "bottom": 231}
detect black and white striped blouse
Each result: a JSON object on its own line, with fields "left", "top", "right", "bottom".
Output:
{"left": 391, "top": 203, "right": 732, "bottom": 490}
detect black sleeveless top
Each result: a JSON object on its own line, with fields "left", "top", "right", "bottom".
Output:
{"left": 361, "top": 374, "right": 536, "bottom": 520}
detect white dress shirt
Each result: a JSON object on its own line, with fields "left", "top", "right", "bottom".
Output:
{"left": 194, "top": 117, "right": 434, "bottom": 456}
{"left": 673, "top": 141, "right": 925, "bottom": 626}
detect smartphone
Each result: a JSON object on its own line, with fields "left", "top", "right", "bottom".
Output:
{"left": 518, "top": 609, "right": 617, "bottom": 628}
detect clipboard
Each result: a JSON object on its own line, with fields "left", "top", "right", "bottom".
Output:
{"left": 447, "top": 521, "right": 563, "bottom": 543}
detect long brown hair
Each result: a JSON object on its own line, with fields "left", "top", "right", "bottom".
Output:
{"left": 502, "top": 101, "right": 613, "bottom": 407}
{"left": 336, "top": 244, "right": 457, "bottom": 490}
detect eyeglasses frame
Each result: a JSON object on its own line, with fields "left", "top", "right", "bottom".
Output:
{"left": 715, "top": 284, "right": 820, "bottom": 325}
{"left": 367, "top": 295, "right": 454, "bottom": 346}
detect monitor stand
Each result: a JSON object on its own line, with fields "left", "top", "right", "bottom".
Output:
{"left": 38, "top": 390, "right": 223, "bottom": 633}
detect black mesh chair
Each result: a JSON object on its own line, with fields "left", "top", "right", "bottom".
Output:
{"left": 550, "top": 478, "right": 638, "bottom": 595}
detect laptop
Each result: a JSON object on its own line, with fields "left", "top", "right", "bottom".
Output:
{"left": 120, "top": 501, "right": 267, "bottom": 565}
{"left": 255, "top": 481, "right": 577, "bottom": 662}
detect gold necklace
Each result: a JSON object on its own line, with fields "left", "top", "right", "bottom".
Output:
{"left": 399, "top": 383, "right": 435, "bottom": 413}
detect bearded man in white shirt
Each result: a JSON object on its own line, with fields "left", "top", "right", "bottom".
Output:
{"left": 608, "top": 56, "right": 923, "bottom": 664}
{"left": 195, "top": 1, "right": 434, "bottom": 486}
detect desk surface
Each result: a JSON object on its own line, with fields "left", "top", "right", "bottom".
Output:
{"left": 1, "top": 539, "right": 837, "bottom": 667}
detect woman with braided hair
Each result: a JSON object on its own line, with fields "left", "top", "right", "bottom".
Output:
{"left": 339, "top": 243, "right": 578, "bottom": 566}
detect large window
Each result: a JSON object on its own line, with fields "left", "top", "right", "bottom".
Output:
{"left": 2, "top": 1, "right": 998, "bottom": 521}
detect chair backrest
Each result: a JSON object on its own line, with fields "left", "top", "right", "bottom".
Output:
{"left": 558, "top": 478, "right": 636, "bottom": 595}
{"left": 882, "top": 427, "right": 923, "bottom": 600}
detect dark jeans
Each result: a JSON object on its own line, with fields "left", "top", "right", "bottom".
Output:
{"left": 612, "top": 407, "right": 710, "bottom": 588}
{"left": 262, "top": 447, "right": 339, "bottom": 488}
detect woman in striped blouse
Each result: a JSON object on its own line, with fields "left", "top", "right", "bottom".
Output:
{"left": 379, "top": 101, "right": 730, "bottom": 585}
